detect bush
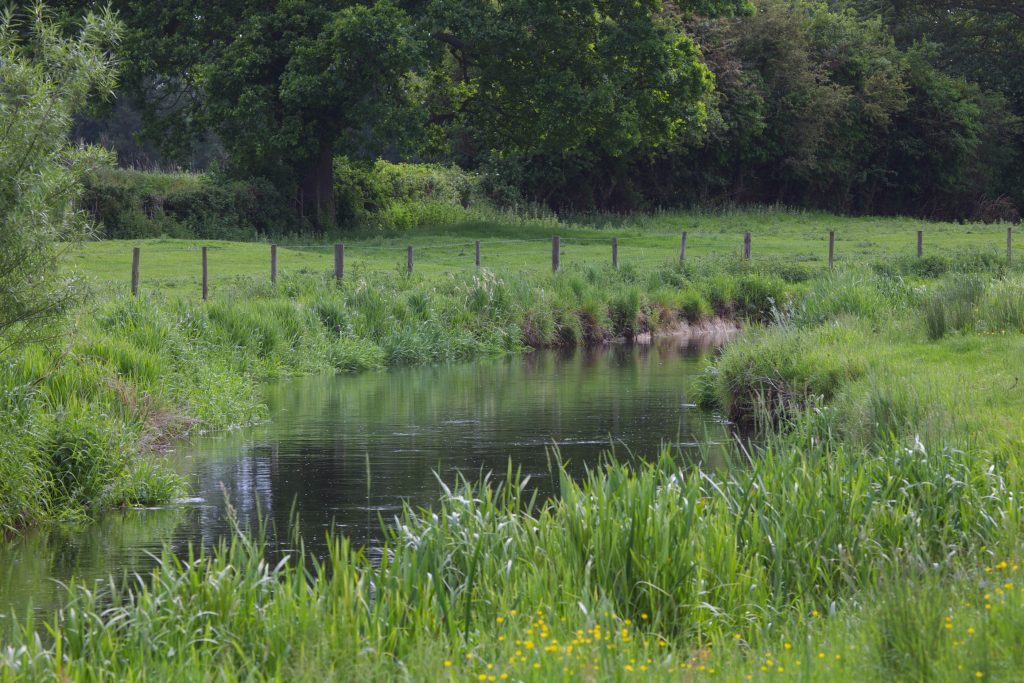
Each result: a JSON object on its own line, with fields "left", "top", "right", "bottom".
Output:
{"left": 82, "top": 169, "right": 296, "bottom": 239}
{"left": 334, "top": 157, "right": 493, "bottom": 231}
{"left": 83, "top": 160, "right": 513, "bottom": 237}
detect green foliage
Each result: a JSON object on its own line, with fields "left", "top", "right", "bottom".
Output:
{"left": 496, "top": 0, "right": 1022, "bottom": 217}
{"left": 334, "top": 157, "right": 491, "bottom": 229}
{"left": 91, "top": 0, "right": 423, "bottom": 229}
{"left": 0, "top": 5, "right": 119, "bottom": 347}
{"left": 670, "top": 0, "right": 1022, "bottom": 219}
{"left": 82, "top": 160, "right": 499, "bottom": 237}
{"left": 425, "top": 0, "right": 749, "bottom": 161}
{"left": 82, "top": 169, "right": 296, "bottom": 239}
{"left": 24, "top": 0, "right": 1024, "bottom": 221}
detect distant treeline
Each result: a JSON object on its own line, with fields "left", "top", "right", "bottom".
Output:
{"left": 46, "top": 0, "right": 1024, "bottom": 229}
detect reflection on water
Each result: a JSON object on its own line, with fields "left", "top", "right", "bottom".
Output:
{"left": 0, "top": 336, "right": 730, "bottom": 618}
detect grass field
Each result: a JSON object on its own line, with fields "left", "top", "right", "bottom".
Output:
{"left": 67, "top": 209, "right": 1014, "bottom": 295}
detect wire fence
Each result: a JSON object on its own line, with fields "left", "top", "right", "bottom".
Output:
{"left": 122, "top": 228, "right": 1015, "bottom": 300}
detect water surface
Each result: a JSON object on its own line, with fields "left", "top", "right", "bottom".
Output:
{"left": 0, "top": 337, "right": 730, "bottom": 618}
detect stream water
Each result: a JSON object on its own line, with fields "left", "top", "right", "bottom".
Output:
{"left": 0, "top": 335, "right": 731, "bottom": 619}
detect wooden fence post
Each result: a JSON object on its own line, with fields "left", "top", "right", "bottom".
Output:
{"left": 475, "top": 240, "right": 481, "bottom": 268}
{"left": 743, "top": 232, "right": 752, "bottom": 260}
{"left": 407, "top": 246, "right": 414, "bottom": 274}
{"left": 131, "top": 247, "right": 140, "bottom": 298}
{"left": 202, "top": 247, "right": 208, "bottom": 301}
{"left": 680, "top": 232, "right": 687, "bottom": 262}
{"left": 829, "top": 231, "right": 836, "bottom": 269}
{"left": 552, "top": 236, "right": 560, "bottom": 273}
{"left": 271, "top": 244, "right": 278, "bottom": 284}
{"left": 1009, "top": 227, "right": 1014, "bottom": 264}
{"left": 612, "top": 238, "right": 618, "bottom": 268}
{"left": 917, "top": 231, "right": 923, "bottom": 258}
{"left": 334, "top": 243, "right": 344, "bottom": 281}
{"left": 333, "top": 245, "right": 346, "bottom": 280}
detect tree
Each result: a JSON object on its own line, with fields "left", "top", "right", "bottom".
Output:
{"left": 0, "top": 4, "right": 119, "bottom": 349}
{"left": 839, "top": 0, "right": 1024, "bottom": 107}
{"left": 837, "top": 0, "right": 1024, "bottom": 214}
{"left": 425, "top": 1, "right": 745, "bottom": 158}
{"left": 90, "top": 0, "right": 421, "bottom": 229}
{"left": 421, "top": 0, "right": 752, "bottom": 209}
{"left": 60, "top": 0, "right": 754, "bottom": 219}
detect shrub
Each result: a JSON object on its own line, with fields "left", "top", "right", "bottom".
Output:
{"left": 82, "top": 169, "right": 295, "bottom": 239}
{"left": 334, "top": 157, "right": 492, "bottom": 231}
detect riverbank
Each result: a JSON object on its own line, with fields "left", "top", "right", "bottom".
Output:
{"left": 695, "top": 267, "right": 1024, "bottom": 447}
{"left": 5, "top": 208, "right": 1019, "bottom": 531}
{"left": 1, "top": 248, "right": 796, "bottom": 532}
{"left": 2, "top": 418, "right": 1022, "bottom": 681}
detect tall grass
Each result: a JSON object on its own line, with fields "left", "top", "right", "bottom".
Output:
{"left": 2, "top": 252, "right": 1024, "bottom": 677}
{"left": 1, "top": 408, "right": 1021, "bottom": 680}
{"left": 8, "top": 256, "right": 1020, "bottom": 531}
{"left": 696, "top": 269, "right": 1024, "bottom": 444}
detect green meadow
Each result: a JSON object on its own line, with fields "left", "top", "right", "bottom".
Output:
{"left": 67, "top": 210, "right": 1013, "bottom": 293}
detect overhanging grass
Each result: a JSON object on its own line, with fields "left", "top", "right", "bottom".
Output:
{"left": 696, "top": 271, "right": 1024, "bottom": 449}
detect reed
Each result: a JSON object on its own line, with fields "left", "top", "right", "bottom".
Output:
{"left": 1, "top": 410, "right": 1021, "bottom": 680}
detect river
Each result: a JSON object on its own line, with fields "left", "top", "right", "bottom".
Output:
{"left": 0, "top": 335, "right": 731, "bottom": 618}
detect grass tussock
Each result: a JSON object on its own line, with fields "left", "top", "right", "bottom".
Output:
{"left": 696, "top": 268, "right": 1024, "bottom": 447}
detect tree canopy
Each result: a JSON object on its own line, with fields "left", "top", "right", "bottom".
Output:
{"left": 33, "top": 0, "right": 1024, "bottom": 222}
{"left": 57, "top": 0, "right": 750, "bottom": 227}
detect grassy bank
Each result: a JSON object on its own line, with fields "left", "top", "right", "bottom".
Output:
{"left": 7, "top": 207, "right": 1019, "bottom": 530}
{"left": 1, "top": 420, "right": 1021, "bottom": 681}
{"left": 694, "top": 266, "right": 1024, "bottom": 448}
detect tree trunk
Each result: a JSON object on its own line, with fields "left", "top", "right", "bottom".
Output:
{"left": 299, "top": 138, "right": 336, "bottom": 230}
